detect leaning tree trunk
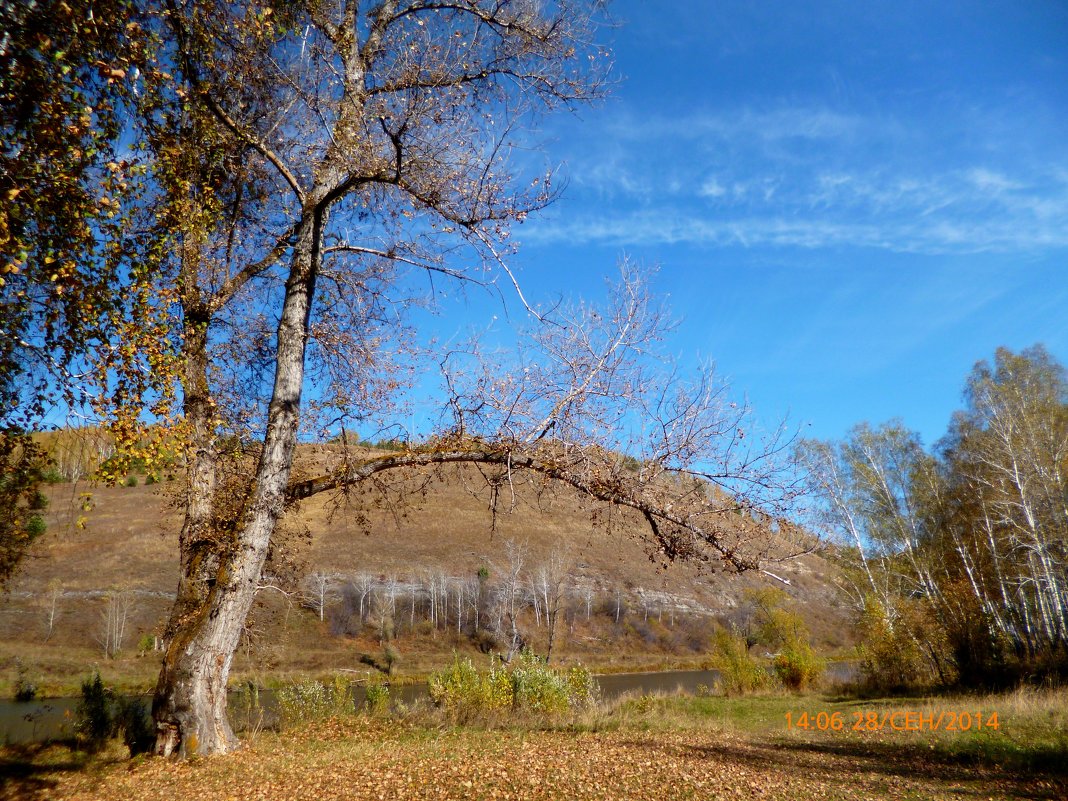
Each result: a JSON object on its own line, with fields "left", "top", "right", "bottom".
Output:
{"left": 153, "top": 212, "right": 320, "bottom": 757}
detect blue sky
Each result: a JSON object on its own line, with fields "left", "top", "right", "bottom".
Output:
{"left": 495, "top": 0, "right": 1068, "bottom": 448}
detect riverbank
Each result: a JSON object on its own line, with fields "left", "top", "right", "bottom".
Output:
{"left": 0, "top": 664, "right": 859, "bottom": 746}
{"left": 0, "top": 637, "right": 746, "bottom": 700}
{"left": 3, "top": 688, "right": 1065, "bottom": 800}
{"left": 2, "top": 624, "right": 862, "bottom": 701}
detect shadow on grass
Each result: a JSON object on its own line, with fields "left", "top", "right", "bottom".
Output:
{"left": 652, "top": 733, "right": 1068, "bottom": 801}
{"left": 0, "top": 742, "right": 94, "bottom": 801}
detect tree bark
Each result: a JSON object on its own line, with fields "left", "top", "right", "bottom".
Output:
{"left": 152, "top": 263, "right": 221, "bottom": 754}
{"left": 154, "top": 211, "right": 320, "bottom": 756}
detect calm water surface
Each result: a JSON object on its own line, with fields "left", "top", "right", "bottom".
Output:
{"left": 1, "top": 663, "right": 857, "bottom": 744}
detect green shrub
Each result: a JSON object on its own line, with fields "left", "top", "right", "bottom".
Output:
{"left": 563, "top": 664, "right": 599, "bottom": 709}
{"left": 41, "top": 467, "right": 63, "bottom": 484}
{"left": 774, "top": 642, "right": 825, "bottom": 691}
{"left": 711, "top": 629, "right": 773, "bottom": 695}
{"left": 632, "top": 693, "right": 655, "bottom": 715}
{"left": 125, "top": 475, "right": 138, "bottom": 487}
{"left": 855, "top": 596, "right": 944, "bottom": 691}
{"left": 25, "top": 514, "right": 47, "bottom": 540}
{"left": 115, "top": 697, "right": 155, "bottom": 756}
{"left": 77, "top": 672, "right": 115, "bottom": 752}
{"left": 13, "top": 661, "right": 37, "bottom": 702}
{"left": 510, "top": 652, "right": 571, "bottom": 714}
{"left": 276, "top": 675, "right": 354, "bottom": 728}
{"left": 73, "top": 675, "right": 155, "bottom": 755}
{"left": 13, "top": 679, "right": 37, "bottom": 702}
{"left": 428, "top": 655, "right": 511, "bottom": 720}
{"left": 364, "top": 679, "right": 390, "bottom": 715}
{"left": 428, "top": 653, "right": 597, "bottom": 720}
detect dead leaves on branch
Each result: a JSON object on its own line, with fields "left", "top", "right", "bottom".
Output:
{"left": 286, "top": 432, "right": 807, "bottom": 573}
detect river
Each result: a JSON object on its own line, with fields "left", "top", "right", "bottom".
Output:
{"left": 0, "top": 663, "right": 857, "bottom": 745}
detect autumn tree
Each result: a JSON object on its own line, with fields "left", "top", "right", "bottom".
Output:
{"left": 798, "top": 422, "right": 938, "bottom": 618}
{"left": 1, "top": 0, "right": 171, "bottom": 437}
{"left": 132, "top": 0, "right": 621, "bottom": 756}
{"left": 0, "top": 430, "right": 50, "bottom": 588}
{"left": 0, "top": 0, "right": 163, "bottom": 584}
{"left": 802, "top": 345, "right": 1068, "bottom": 688}
{"left": 937, "top": 346, "right": 1067, "bottom": 674}
{"left": 8, "top": 0, "right": 804, "bottom": 757}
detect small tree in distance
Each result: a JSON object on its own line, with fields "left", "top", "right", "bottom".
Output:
{"left": 300, "top": 571, "right": 336, "bottom": 623}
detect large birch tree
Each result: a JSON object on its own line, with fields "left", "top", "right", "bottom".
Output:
{"left": 5, "top": 0, "right": 805, "bottom": 757}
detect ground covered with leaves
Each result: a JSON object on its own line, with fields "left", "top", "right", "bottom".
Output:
{"left": 4, "top": 704, "right": 1065, "bottom": 801}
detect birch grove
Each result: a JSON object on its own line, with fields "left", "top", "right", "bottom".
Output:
{"left": 801, "top": 346, "right": 1068, "bottom": 685}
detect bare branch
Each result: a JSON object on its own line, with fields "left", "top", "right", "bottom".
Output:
{"left": 322, "top": 243, "right": 478, "bottom": 285}
{"left": 195, "top": 90, "right": 307, "bottom": 206}
{"left": 287, "top": 442, "right": 775, "bottom": 573}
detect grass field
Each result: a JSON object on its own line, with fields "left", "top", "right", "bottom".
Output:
{"left": 3, "top": 688, "right": 1065, "bottom": 801}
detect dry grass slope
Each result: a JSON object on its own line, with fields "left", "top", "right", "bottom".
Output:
{"left": 0, "top": 448, "right": 850, "bottom": 692}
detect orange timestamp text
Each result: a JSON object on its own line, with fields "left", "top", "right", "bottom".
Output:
{"left": 784, "top": 709, "right": 1000, "bottom": 733}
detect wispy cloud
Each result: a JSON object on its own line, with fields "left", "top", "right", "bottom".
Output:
{"left": 524, "top": 201, "right": 1068, "bottom": 254}
{"left": 541, "top": 103, "right": 1068, "bottom": 254}
{"left": 600, "top": 106, "right": 867, "bottom": 144}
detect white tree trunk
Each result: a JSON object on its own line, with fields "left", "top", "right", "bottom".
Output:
{"left": 154, "top": 212, "right": 320, "bottom": 757}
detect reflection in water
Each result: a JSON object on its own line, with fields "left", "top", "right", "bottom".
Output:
{"left": 0, "top": 696, "right": 88, "bottom": 745}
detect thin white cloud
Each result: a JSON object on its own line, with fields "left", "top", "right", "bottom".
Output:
{"left": 602, "top": 106, "right": 866, "bottom": 144}
{"left": 524, "top": 204, "right": 1068, "bottom": 254}
{"left": 698, "top": 176, "right": 727, "bottom": 198}
{"left": 543, "top": 103, "right": 1068, "bottom": 255}
{"left": 966, "top": 168, "right": 1024, "bottom": 194}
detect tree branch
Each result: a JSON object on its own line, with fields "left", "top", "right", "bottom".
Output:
{"left": 197, "top": 90, "right": 306, "bottom": 206}
{"left": 322, "top": 243, "right": 480, "bottom": 285}
{"left": 286, "top": 443, "right": 762, "bottom": 572}
{"left": 211, "top": 221, "right": 301, "bottom": 312}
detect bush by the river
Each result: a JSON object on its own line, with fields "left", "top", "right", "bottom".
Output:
{"left": 429, "top": 652, "right": 596, "bottom": 721}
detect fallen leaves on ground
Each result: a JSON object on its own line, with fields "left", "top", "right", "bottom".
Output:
{"left": 5, "top": 718, "right": 1062, "bottom": 801}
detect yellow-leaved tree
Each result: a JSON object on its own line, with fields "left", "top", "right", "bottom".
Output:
{"left": 4, "top": 0, "right": 807, "bottom": 757}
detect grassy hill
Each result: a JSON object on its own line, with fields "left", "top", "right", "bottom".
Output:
{"left": 0, "top": 447, "right": 851, "bottom": 695}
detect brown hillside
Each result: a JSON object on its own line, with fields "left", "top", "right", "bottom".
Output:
{"left": 0, "top": 450, "right": 851, "bottom": 692}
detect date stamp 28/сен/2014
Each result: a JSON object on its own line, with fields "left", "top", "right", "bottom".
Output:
{"left": 784, "top": 709, "right": 1000, "bottom": 733}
